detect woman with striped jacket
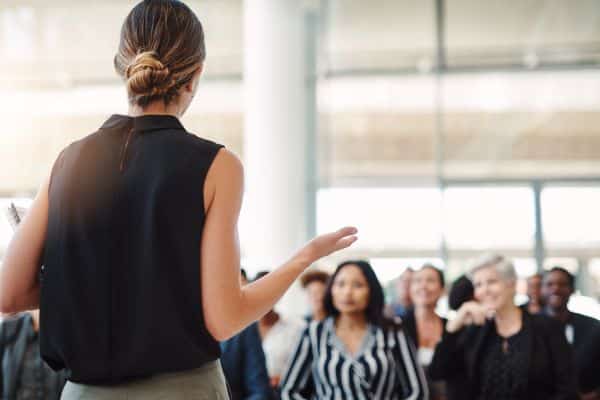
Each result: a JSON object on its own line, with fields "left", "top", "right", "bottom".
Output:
{"left": 280, "top": 260, "right": 428, "bottom": 400}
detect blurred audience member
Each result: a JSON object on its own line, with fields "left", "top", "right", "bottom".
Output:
{"left": 429, "top": 254, "right": 578, "bottom": 400}
{"left": 220, "top": 270, "right": 272, "bottom": 400}
{"left": 447, "top": 274, "right": 474, "bottom": 311}
{"left": 521, "top": 273, "right": 544, "bottom": 314}
{"left": 280, "top": 260, "right": 427, "bottom": 400}
{"left": 0, "top": 310, "right": 66, "bottom": 399}
{"left": 254, "top": 271, "right": 305, "bottom": 390}
{"left": 220, "top": 324, "right": 271, "bottom": 400}
{"left": 300, "top": 269, "right": 330, "bottom": 322}
{"left": 404, "top": 264, "right": 447, "bottom": 400}
{"left": 389, "top": 267, "right": 414, "bottom": 318}
{"left": 542, "top": 267, "right": 600, "bottom": 399}
{"left": 444, "top": 273, "right": 475, "bottom": 400}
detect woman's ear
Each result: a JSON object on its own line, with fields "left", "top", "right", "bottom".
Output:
{"left": 184, "top": 64, "right": 204, "bottom": 93}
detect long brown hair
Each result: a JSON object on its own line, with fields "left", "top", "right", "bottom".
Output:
{"left": 114, "top": 0, "right": 205, "bottom": 107}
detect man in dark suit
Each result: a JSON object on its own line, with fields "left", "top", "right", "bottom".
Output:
{"left": 542, "top": 267, "right": 600, "bottom": 400}
{"left": 220, "top": 322, "right": 272, "bottom": 400}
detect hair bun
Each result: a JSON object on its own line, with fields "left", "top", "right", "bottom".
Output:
{"left": 125, "top": 51, "right": 174, "bottom": 99}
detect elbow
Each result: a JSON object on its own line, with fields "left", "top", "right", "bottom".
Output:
{"left": 207, "top": 326, "right": 231, "bottom": 342}
{"left": 0, "top": 283, "right": 38, "bottom": 315}
{"left": 0, "top": 294, "right": 17, "bottom": 315}
{"left": 205, "top": 313, "right": 235, "bottom": 342}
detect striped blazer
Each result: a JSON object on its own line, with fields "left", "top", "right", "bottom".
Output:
{"left": 280, "top": 317, "right": 428, "bottom": 400}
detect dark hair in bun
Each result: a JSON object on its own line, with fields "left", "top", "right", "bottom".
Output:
{"left": 114, "top": 0, "right": 205, "bottom": 107}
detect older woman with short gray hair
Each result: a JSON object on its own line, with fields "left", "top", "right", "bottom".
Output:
{"left": 428, "top": 254, "right": 578, "bottom": 400}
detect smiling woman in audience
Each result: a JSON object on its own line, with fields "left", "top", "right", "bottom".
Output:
{"left": 403, "top": 264, "right": 447, "bottom": 400}
{"left": 429, "top": 254, "right": 578, "bottom": 400}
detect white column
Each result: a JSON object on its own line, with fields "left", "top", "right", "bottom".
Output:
{"left": 242, "top": 0, "right": 311, "bottom": 317}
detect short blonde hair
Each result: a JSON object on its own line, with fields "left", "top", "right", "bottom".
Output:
{"left": 468, "top": 253, "right": 516, "bottom": 282}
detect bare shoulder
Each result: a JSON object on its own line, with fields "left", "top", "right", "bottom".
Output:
{"left": 210, "top": 148, "right": 244, "bottom": 182}
{"left": 204, "top": 148, "right": 244, "bottom": 212}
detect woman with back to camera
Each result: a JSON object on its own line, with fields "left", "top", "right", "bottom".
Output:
{"left": 0, "top": 1, "right": 357, "bottom": 398}
{"left": 280, "top": 260, "right": 427, "bottom": 400}
{"left": 428, "top": 254, "right": 578, "bottom": 400}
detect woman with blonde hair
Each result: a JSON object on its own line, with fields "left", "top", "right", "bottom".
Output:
{"left": 0, "top": 1, "right": 357, "bottom": 398}
{"left": 429, "top": 254, "right": 578, "bottom": 400}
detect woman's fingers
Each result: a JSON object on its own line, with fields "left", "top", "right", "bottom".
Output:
{"left": 297, "top": 227, "right": 359, "bottom": 263}
{"left": 471, "top": 305, "right": 488, "bottom": 325}
{"left": 473, "top": 311, "right": 486, "bottom": 325}
{"left": 464, "top": 314, "right": 473, "bottom": 326}
{"left": 319, "top": 226, "right": 358, "bottom": 252}
{"left": 334, "top": 235, "right": 358, "bottom": 252}
{"left": 331, "top": 226, "right": 358, "bottom": 242}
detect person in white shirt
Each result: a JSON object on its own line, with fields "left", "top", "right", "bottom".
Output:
{"left": 254, "top": 271, "right": 305, "bottom": 389}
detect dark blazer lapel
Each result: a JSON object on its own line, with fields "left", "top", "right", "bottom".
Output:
{"left": 467, "top": 319, "right": 494, "bottom": 381}
{"left": 518, "top": 311, "right": 533, "bottom": 396}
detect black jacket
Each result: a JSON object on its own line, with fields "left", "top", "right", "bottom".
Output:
{"left": 564, "top": 312, "right": 600, "bottom": 394}
{"left": 429, "top": 311, "right": 578, "bottom": 400}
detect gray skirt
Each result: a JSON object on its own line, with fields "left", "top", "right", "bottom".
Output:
{"left": 61, "top": 360, "right": 229, "bottom": 400}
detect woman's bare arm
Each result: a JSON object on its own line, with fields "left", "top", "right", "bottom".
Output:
{"left": 201, "top": 149, "right": 357, "bottom": 340}
{"left": 0, "top": 177, "right": 49, "bottom": 314}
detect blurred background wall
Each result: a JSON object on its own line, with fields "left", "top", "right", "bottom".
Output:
{"left": 1, "top": 0, "right": 599, "bottom": 316}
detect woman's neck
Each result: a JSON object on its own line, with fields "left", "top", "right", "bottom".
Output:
{"left": 415, "top": 304, "right": 438, "bottom": 320}
{"left": 494, "top": 304, "right": 522, "bottom": 336}
{"left": 128, "top": 102, "right": 180, "bottom": 117}
{"left": 495, "top": 302, "right": 519, "bottom": 320}
{"left": 544, "top": 304, "right": 570, "bottom": 323}
{"left": 336, "top": 312, "right": 367, "bottom": 331}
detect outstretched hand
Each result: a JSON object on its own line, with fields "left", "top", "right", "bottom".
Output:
{"left": 295, "top": 227, "right": 358, "bottom": 265}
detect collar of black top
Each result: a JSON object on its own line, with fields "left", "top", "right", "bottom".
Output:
{"left": 100, "top": 114, "right": 185, "bottom": 133}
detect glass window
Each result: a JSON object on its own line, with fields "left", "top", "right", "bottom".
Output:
{"left": 543, "top": 257, "right": 579, "bottom": 274}
{"left": 441, "top": 71, "right": 600, "bottom": 180}
{"left": 568, "top": 294, "right": 600, "bottom": 320}
{"left": 0, "top": 7, "right": 35, "bottom": 61}
{"left": 324, "top": 0, "right": 435, "bottom": 73}
{"left": 588, "top": 259, "right": 600, "bottom": 300}
{"left": 318, "top": 75, "right": 437, "bottom": 184}
{"left": 542, "top": 186, "right": 600, "bottom": 248}
{"left": 370, "top": 257, "right": 444, "bottom": 285}
{"left": 442, "top": 187, "right": 535, "bottom": 249}
{"left": 512, "top": 258, "right": 538, "bottom": 278}
{"left": 446, "top": 0, "right": 600, "bottom": 68}
{"left": 317, "top": 188, "right": 442, "bottom": 251}
{"left": 0, "top": 1, "right": 241, "bottom": 89}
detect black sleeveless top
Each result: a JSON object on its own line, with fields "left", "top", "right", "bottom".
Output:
{"left": 40, "top": 114, "right": 224, "bottom": 384}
